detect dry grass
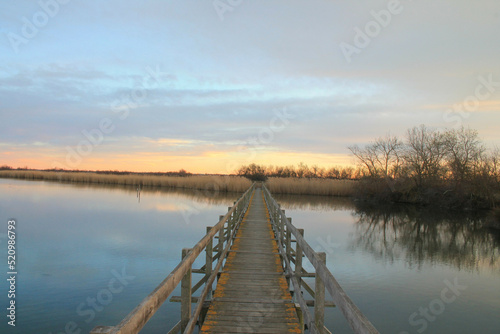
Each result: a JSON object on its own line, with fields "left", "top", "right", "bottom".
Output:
{"left": 265, "top": 177, "right": 356, "bottom": 197}
{"left": 0, "top": 170, "right": 357, "bottom": 197}
{"left": 0, "top": 170, "right": 252, "bottom": 193}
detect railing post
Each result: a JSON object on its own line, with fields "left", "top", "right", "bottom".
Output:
{"left": 281, "top": 209, "right": 286, "bottom": 240}
{"left": 315, "top": 252, "right": 326, "bottom": 333}
{"left": 286, "top": 217, "right": 292, "bottom": 258}
{"left": 295, "top": 229, "right": 304, "bottom": 289}
{"left": 286, "top": 217, "right": 292, "bottom": 285}
{"left": 232, "top": 202, "right": 237, "bottom": 231}
{"left": 181, "top": 248, "right": 193, "bottom": 333}
{"left": 217, "top": 216, "right": 224, "bottom": 283}
{"left": 227, "top": 207, "right": 232, "bottom": 241}
{"left": 236, "top": 202, "right": 240, "bottom": 221}
{"left": 218, "top": 215, "right": 224, "bottom": 253}
{"left": 198, "top": 227, "right": 213, "bottom": 327}
{"left": 295, "top": 304, "right": 305, "bottom": 334}
{"left": 275, "top": 204, "right": 281, "bottom": 235}
{"left": 205, "top": 227, "right": 213, "bottom": 296}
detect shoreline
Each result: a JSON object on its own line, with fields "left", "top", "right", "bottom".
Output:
{"left": 0, "top": 169, "right": 357, "bottom": 197}
{"left": 1, "top": 170, "right": 498, "bottom": 214}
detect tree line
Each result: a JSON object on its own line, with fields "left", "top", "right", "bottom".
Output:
{"left": 348, "top": 125, "right": 499, "bottom": 208}
{"left": 237, "top": 125, "right": 499, "bottom": 208}
{"left": 236, "top": 163, "right": 364, "bottom": 181}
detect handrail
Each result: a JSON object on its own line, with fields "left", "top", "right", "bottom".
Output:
{"left": 182, "top": 189, "right": 254, "bottom": 333}
{"left": 262, "top": 184, "right": 379, "bottom": 334}
{"left": 90, "top": 183, "right": 255, "bottom": 334}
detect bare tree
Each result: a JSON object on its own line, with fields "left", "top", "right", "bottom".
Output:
{"left": 348, "top": 143, "right": 380, "bottom": 177}
{"left": 443, "top": 127, "right": 485, "bottom": 183}
{"left": 403, "top": 125, "right": 447, "bottom": 187}
{"left": 349, "top": 134, "right": 403, "bottom": 178}
{"left": 373, "top": 134, "right": 403, "bottom": 178}
{"left": 490, "top": 147, "right": 500, "bottom": 181}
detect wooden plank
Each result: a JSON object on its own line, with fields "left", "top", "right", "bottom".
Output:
{"left": 200, "top": 188, "right": 301, "bottom": 334}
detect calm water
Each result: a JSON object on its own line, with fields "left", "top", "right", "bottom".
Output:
{"left": 0, "top": 179, "right": 498, "bottom": 334}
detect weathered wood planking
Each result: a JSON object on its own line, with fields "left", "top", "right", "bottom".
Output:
{"left": 200, "top": 188, "right": 302, "bottom": 334}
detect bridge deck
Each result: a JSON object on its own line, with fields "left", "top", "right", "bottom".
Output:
{"left": 200, "top": 188, "right": 301, "bottom": 333}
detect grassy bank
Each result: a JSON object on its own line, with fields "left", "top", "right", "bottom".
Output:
{"left": 0, "top": 170, "right": 252, "bottom": 193}
{"left": 265, "top": 177, "right": 356, "bottom": 196}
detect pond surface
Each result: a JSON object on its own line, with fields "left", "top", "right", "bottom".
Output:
{"left": 0, "top": 179, "right": 498, "bottom": 333}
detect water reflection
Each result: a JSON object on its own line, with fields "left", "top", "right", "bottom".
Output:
{"left": 350, "top": 202, "right": 500, "bottom": 272}
{"left": 273, "top": 194, "right": 355, "bottom": 211}
{"left": 32, "top": 179, "right": 242, "bottom": 206}
{"left": 0, "top": 178, "right": 241, "bottom": 334}
{"left": 1, "top": 179, "right": 499, "bottom": 333}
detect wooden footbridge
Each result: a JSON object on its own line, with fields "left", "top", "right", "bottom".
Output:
{"left": 91, "top": 183, "right": 379, "bottom": 334}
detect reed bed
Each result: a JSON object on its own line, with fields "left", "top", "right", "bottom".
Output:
{"left": 0, "top": 170, "right": 252, "bottom": 193}
{"left": 265, "top": 177, "right": 356, "bottom": 197}
{"left": 0, "top": 170, "right": 357, "bottom": 197}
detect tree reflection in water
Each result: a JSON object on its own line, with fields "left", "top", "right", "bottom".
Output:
{"left": 351, "top": 202, "right": 500, "bottom": 272}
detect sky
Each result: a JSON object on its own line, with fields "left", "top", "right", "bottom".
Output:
{"left": 1, "top": 0, "right": 499, "bottom": 174}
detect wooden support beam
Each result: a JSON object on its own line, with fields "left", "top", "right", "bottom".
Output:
{"left": 181, "top": 248, "right": 192, "bottom": 333}
{"left": 286, "top": 272, "right": 316, "bottom": 278}
{"left": 191, "top": 274, "right": 208, "bottom": 295}
{"left": 286, "top": 217, "right": 292, "bottom": 259}
{"left": 315, "top": 252, "right": 326, "bottom": 333}
{"left": 205, "top": 226, "right": 213, "bottom": 299}
{"left": 191, "top": 269, "right": 206, "bottom": 274}
{"left": 169, "top": 296, "right": 211, "bottom": 306}
{"left": 295, "top": 229, "right": 304, "bottom": 289}
{"left": 166, "top": 321, "right": 181, "bottom": 334}
{"left": 217, "top": 215, "right": 224, "bottom": 285}
{"left": 302, "top": 280, "right": 316, "bottom": 299}
{"left": 286, "top": 217, "right": 292, "bottom": 285}
{"left": 295, "top": 303, "right": 304, "bottom": 334}
{"left": 227, "top": 207, "right": 232, "bottom": 241}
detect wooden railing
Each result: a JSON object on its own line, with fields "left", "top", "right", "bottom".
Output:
{"left": 91, "top": 183, "right": 379, "bottom": 334}
{"left": 262, "top": 184, "right": 379, "bottom": 334}
{"left": 90, "top": 183, "right": 255, "bottom": 334}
